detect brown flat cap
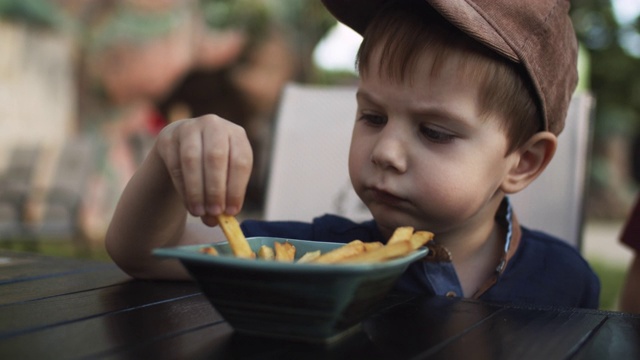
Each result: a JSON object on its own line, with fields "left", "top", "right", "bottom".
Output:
{"left": 321, "top": 0, "right": 579, "bottom": 135}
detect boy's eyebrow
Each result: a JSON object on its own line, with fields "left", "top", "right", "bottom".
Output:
{"left": 356, "top": 89, "right": 475, "bottom": 127}
{"left": 355, "top": 90, "right": 377, "bottom": 105}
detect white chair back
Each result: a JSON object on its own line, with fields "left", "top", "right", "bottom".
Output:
{"left": 510, "top": 93, "right": 594, "bottom": 248}
{"left": 264, "top": 83, "right": 594, "bottom": 249}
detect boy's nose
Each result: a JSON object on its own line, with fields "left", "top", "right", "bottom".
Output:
{"left": 370, "top": 130, "right": 408, "bottom": 173}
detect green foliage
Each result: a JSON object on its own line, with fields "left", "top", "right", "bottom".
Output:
{"left": 588, "top": 257, "right": 626, "bottom": 311}
{"left": 87, "top": 4, "right": 191, "bottom": 53}
{"left": 0, "top": 239, "right": 110, "bottom": 262}
{"left": 200, "top": 0, "right": 271, "bottom": 44}
{"left": 572, "top": 0, "right": 640, "bottom": 135}
{"left": 0, "top": 0, "right": 64, "bottom": 29}
{"left": 199, "top": 0, "right": 337, "bottom": 82}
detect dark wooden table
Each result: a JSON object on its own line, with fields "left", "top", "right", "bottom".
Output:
{"left": 1, "top": 249, "right": 639, "bottom": 360}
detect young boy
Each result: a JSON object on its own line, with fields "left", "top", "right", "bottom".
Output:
{"left": 106, "top": 0, "right": 600, "bottom": 308}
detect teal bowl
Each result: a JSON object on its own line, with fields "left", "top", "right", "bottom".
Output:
{"left": 153, "top": 237, "right": 428, "bottom": 343}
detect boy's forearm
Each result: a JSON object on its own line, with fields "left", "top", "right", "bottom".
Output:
{"left": 105, "top": 148, "right": 192, "bottom": 280}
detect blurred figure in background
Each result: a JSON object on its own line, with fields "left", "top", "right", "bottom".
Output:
{"left": 620, "top": 130, "right": 640, "bottom": 313}
{"left": 0, "top": 0, "right": 337, "bottom": 247}
{"left": 77, "top": 0, "right": 336, "bottom": 240}
{"left": 619, "top": 196, "right": 640, "bottom": 313}
{"left": 77, "top": 0, "right": 249, "bottom": 240}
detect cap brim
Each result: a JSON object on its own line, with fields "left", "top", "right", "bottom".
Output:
{"left": 321, "top": 0, "right": 519, "bottom": 63}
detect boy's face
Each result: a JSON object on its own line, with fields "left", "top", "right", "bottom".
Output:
{"left": 349, "top": 49, "right": 519, "bottom": 238}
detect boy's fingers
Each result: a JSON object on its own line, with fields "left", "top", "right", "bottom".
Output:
{"left": 156, "top": 127, "right": 188, "bottom": 208}
{"left": 165, "top": 153, "right": 187, "bottom": 205}
{"left": 225, "top": 128, "right": 253, "bottom": 214}
{"left": 157, "top": 116, "right": 250, "bottom": 219}
{"left": 178, "top": 124, "right": 207, "bottom": 217}
{"left": 200, "top": 213, "right": 219, "bottom": 227}
{"left": 202, "top": 124, "right": 230, "bottom": 216}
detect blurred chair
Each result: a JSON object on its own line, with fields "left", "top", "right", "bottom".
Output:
{"left": 509, "top": 94, "right": 594, "bottom": 249}
{"left": 264, "top": 83, "right": 594, "bottom": 249}
{"left": 0, "top": 145, "right": 41, "bottom": 241}
{"left": 264, "top": 84, "right": 369, "bottom": 225}
{"left": 28, "top": 136, "right": 95, "bottom": 247}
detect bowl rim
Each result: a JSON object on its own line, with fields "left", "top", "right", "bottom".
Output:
{"left": 153, "top": 237, "right": 429, "bottom": 274}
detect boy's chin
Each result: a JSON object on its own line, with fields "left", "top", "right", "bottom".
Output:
{"left": 370, "top": 206, "right": 418, "bottom": 229}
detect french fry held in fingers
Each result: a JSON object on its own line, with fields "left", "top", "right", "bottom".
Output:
{"left": 217, "top": 214, "right": 255, "bottom": 259}
{"left": 338, "top": 230, "right": 433, "bottom": 264}
{"left": 274, "top": 241, "right": 296, "bottom": 262}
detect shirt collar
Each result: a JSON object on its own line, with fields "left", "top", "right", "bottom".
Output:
{"left": 472, "top": 196, "right": 522, "bottom": 298}
{"left": 423, "top": 197, "right": 522, "bottom": 298}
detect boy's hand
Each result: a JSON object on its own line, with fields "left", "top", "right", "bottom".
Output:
{"left": 155, "top": 115, "right": 253, "bottom": 226}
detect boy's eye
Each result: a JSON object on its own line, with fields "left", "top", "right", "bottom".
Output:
{"left": 420, "top": 125, "right": 455, "bottom": 143}
{"left": 359, "top": 113, "right": 386, "bottom": 126}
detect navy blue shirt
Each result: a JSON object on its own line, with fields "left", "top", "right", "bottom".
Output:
{"left": 241, "top": 201, "right": 600, "bottom": 309}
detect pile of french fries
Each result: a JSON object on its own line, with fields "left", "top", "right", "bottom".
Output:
{"left": 200, "top": 214, "right": 433, "bottom": 264}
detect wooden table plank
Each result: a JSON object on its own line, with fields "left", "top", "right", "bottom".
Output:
{"left": 0, "top": 293, "right": 222, "bottom": 359}
{"left": 428, "top": 305, "right": 606, "bottom": 360}
{"left": 108, "top": 320, "right": 386, "bottom": 360}
{"left": 1, "top": 250, "right": 638, "bottom": 359}
{"left": 0, "top": 263, "right": 130, "bottom": 305}
{"left": 90, "top": 292, "right": 428, "bottom": 359}
{"left": 0, "top": 279, "right": 202, "bottom": 338}
{"left": 0, "top": 249, "right": 103, "bottom": 284}
{"left": 572, "top": 313, "right": 640, "bottom": 359}
{"left": 100, "top": 322, "right": 236, "bottom": 360}
{"left": 348, "top": 296, "right": 503, "bottom": 359}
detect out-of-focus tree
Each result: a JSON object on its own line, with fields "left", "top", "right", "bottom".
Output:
{"left": 199, "top": 0, "right": 337, "bottom": 82}
{"left": 572, "top": 0, "right": 640, "bottom": 136}
{"left": 0, "top": 0, "right": 66, "bottom": 29}
{"left": 0, "top": 0, "right": 343, "bottom": 241}
{"left": 571, "top": 0, "right": 640, "bottom": 218}
{"left": 155, "top": 0, "right": 339, "bottom": 212}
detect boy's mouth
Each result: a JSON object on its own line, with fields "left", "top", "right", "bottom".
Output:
{"left": 367, "top": 187, "right": 408, "bottom": 208}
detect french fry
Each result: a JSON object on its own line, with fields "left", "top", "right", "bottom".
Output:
{"left": 311, "top": 240, "right": 366, "bottom": 264}
{"left": 297, "top": 250, "right": 321, "bottom": 263}
{"left": 339, "top": 240, "right": 414, "bottom": 263}
{"left": 386, "top": 226, "right": 414, "bottom": 244}
{"left": 217, "top": 214, "right": 255, "bottom": 259}
{"left": 274, "top": 241, "right": 296, "bottom": 262}
{"left": 409, "top": 231, "right": 434, "bottom": 249}
{"left": 363, "top": 241, "right": 384, "bottom": 252}
{"left": 257, "top": 245, "right": 275, "bottom": 260}
{"left": 212, "top": 221, "right": 433, "bottom": 265}
{"left": 335, "top": 230, "right": 433, "bottom": 264}
{"left": 199, "top": 246, "right": 219, "bottom": 256}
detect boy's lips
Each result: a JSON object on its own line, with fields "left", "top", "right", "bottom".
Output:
{"left": 367, "top": 187, "right": 408, "bottom": 207}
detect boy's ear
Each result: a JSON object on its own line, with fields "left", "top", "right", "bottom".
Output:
{"left": 501, "top": 132, "right": 557, "bottom": 194}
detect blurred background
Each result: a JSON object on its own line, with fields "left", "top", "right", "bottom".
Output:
{"left": 0, "top": 0, "right": 638, "bottom": 310}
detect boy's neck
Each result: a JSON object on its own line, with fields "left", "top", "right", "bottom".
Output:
{"left": 436, "top": 200, "right": 506, "bottom": 297}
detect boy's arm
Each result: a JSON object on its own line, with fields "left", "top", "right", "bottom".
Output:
{"left": 105, "top": 116, "right": 253, "bottom": 280}
{"left": 105, "top": 148, "right": 213, "bottom": 280}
